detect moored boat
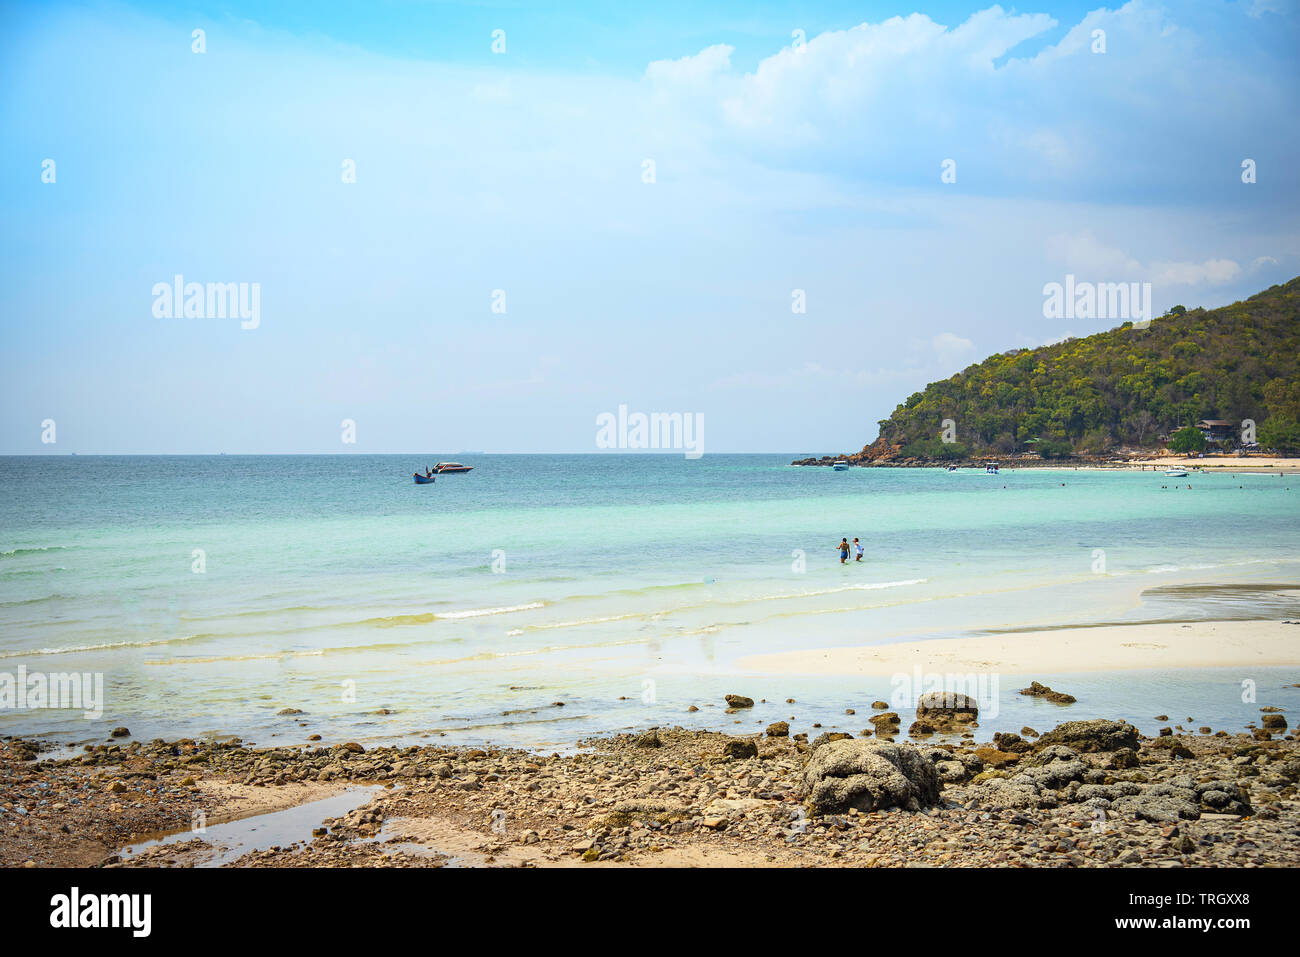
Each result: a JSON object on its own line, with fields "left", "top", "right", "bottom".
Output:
{"left": 832, "top": 460, "right": 849, "bottom": 471}
{"left": 413, "top": 473, "right": 435, "bottom": 484}
{"left": 1164, "top": 467, "right": 1189, "bottom": 477}
{"left": 434, "top": 462, "right": 473, "bottom": 474}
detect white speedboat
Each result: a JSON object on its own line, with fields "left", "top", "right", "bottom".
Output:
{"left": 1164, "top": 467, "right": 1188, "bottom": 477}
{"left": 832, "top": 460, "right": 849, "bottom": 471}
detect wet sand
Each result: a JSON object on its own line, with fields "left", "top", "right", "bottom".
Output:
{"left": 738, "top": 620, "right": 1300, "bottom": 677}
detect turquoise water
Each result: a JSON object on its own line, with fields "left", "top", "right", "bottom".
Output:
{"left": 1, "top": 454, "right": 1298, "bottom": 750}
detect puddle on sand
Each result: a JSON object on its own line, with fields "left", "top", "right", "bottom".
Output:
{"left": 119, "top": 785, "right": 381, "bottom": 867}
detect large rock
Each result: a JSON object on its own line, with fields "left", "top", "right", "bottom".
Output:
{"left": 1035, "top": 720, "right": 1139, "bottom": 753}
{"left": 722, "top": 738, "right": 758, "bottom": 760}
{"left": 800, "top": 740, "right": 940, "bottom": 815}
{"left": 916, "top": 691, "right": 979, "bottom": 721}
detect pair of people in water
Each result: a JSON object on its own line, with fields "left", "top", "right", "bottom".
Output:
{"left": 837, "top": 537, "right": 864, "bottom": 563}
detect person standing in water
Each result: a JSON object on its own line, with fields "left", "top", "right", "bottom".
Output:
{"left": 837, "top": 538, "right": 849, "bottom": 564}
{"left": 854, "top": 538, "right": 864, "bottom": 562}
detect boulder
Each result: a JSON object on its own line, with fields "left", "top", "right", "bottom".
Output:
{"left": 810, "top": 731, "right": 853, "bottom": 752}
{"left": 722, "top": 738, "right": 759, "bottom": 760}
{"left": 800, "top": 740, "right": 941, "bottom": 815}
{"left": 916, "top": 691, "right": 979, "bottom": 721}
{"left": 1034, "top": 720, "right": 1139, "bottom": 753}
{"left": 724, "top": 694, "right": 754, "bottom": 709}
{"left": 765, "top": 721, "right": 789, "bottom": 738}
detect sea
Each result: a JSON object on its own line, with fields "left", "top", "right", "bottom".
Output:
{"left": 1, "top": 454, "right": 1297, "bottom": 752}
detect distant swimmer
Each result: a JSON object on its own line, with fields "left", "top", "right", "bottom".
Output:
{"left": 837, "top": 538, "right": 849, "bottom": 564}
{"left": 854, "top": 537, "right": 864, "bottom": 562}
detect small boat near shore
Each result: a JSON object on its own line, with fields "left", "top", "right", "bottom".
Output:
{"left": 413, "top": 473, "right": 435, "bottom": 484}
{"left": 1164, "top": 467, "right": 1189, "bottom": 477}
{"left": 832, "top": 460, "right": 849, "bottom": 471}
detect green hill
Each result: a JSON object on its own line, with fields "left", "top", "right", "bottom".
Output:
{"left": 869, "top": 276, "right": 1300, "bottom": 459}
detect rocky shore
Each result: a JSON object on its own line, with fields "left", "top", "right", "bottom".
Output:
{"left": 2, "top": 701, "right": 1297, "bottom": 868}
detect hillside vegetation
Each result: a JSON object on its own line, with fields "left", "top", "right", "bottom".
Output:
{"left": 870, "top": 277, "right": 1300, "bottom": 459}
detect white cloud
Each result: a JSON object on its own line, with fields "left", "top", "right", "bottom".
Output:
{"left": 1048, "top": 232, "right": 1245, "bottom": 287}
{"left": 932, "top": 332, "right": 975, "bottom": 367}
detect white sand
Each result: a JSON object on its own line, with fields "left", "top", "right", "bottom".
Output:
{"left": 737, "top": 619, "right": 1300, "bottom": 676}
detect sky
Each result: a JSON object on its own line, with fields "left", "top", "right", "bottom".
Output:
{"left": 2, "top": 0, "right": 1298, "bottom": 454}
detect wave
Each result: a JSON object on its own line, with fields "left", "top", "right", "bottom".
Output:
{"left": 354, "top": 602, "right": 545, "bottom": 627}
{"left": 0, "top": 636, "right": 185, "bottom": 658}
{"left": 0, "top": 545, "right": 75, "bottom": 559}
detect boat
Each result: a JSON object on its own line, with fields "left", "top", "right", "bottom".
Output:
{"left": 434, "top": 462, "right": 473, "bottom": 474}
{"left": 1163, "top": 467, "right": 1189, "bottom": 477}
{"left": 413, "top": 473, "right": 436, "bottom": 484}
{"left": 832, "top": 460, "right": 849, "bottom": 471}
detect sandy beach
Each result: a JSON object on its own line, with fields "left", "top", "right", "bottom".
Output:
{"left": 738, "top": 619, "right": 1300, "bottom": 677}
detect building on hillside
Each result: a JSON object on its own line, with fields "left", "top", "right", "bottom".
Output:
{"left": 1196, "top": 419, "right": 1236, "bottom": 444}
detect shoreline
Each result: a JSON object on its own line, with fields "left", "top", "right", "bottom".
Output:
{"left": 737, "top": 619, "right": 1300, "bottom": 677}
{"left": 4, "top": 712, "right": 1296, "bottom": 868}
{"left": 792, "top": 457, "right": 1300, "bottom": 473}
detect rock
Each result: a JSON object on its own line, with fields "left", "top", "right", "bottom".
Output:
{"left": 1035, "top": 720, "right": 1139, "bottom": 753}
{"left": 107, "top": 780, "right": 126, "bottom": 793}
{"left": 341, "top": 742, "right": 365, "bottom": 753}
{"left": 1107, "top": 748, "right": 1140, "bottom": 769}
{"left": 276, "top": 708, "right": 304, "bottom": 715}
{"left": 724, "top": 694, "right": 754, "bottom": 709}
{"left": 916, "top": 691, "right": 978, "bottom": 721}
{"left": 800, "top": 740, "right": 941, "bottom": 815}
{"left": 634, "top": 730, "right": 662, "bottom": 749}
{"left": 869, "top": 712, "right": 901, "bottom": 736}
{"left": 1021, "top": 726, "right": 1040, "bottom": 738}
{"left": 810, "top": 732, "right": 853, "bottom": 752}
{"left": 993, "top": 732, "right": 1031, "bottom": 753}
{"left": 110, "top": 727, "right": 130, "bottom": 738}
{"left": 765, "top": 722, "right": 790, "bottom": 737}
{"left": 1019, "top": 681, "right": 1076, "bottom": 704}
{"left": 1112, "top": 783, "right": 1201, "bottom": 823}
{"left": 871, "top": 701, "right": 889, "bottom": 710}
{"left": 722, "top": 738, "right": 758, "bottom": 760}
{"left": 1262, "top": 714, "right": 1288, "bottom": 731}
{"left": 908, "top": 721, "right": 935, "bottom": 736}
{"left": 974, "top": 747, "right": 1021, "bottom": 768}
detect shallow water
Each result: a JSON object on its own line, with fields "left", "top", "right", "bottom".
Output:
{"left": 118, "top": 785, "right": 380, "bottom": 867}
{"left": 1, "top": 454, "right": 1297, "bottom": 749}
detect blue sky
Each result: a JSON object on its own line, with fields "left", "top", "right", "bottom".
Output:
{"left": 2, "top": 0, "right": 1298, "bottom": 453}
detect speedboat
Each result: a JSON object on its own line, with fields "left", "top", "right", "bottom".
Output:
{"left": 832, "top": 460, "right": 849, "bottom": 471}
{"left": 434, "top": 462, "right": 474, "bottom": 474}
{"left": 1164, "top": 467, "right": 1188, "bottom": 477}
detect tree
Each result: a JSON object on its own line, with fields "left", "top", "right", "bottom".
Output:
{"left": 1259, "top": 416, "right": 1300, "bottom": 454}
{"left": 1168, "top": 425, "right": 1207, "bottom": 454}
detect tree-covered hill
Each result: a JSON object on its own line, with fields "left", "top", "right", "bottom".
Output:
{"left": 869, "top": 276, "right": 1300, "bottom": 459}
